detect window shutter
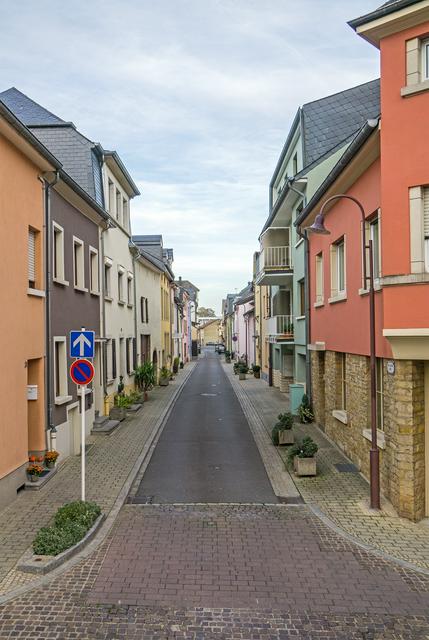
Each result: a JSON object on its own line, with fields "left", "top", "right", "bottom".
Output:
{"left": 133, "top": 338, "right": 137, "bottom": 370}
{"left": 28, "top": 229, "right": 36, "bottom": 285}
{"left": 424, "top": 187, "right": 429, "bottom": 237}
{"left": 112, "top": 339, "right": 117, "bottom": 379}
{"left": 126, "top": 339, "right": 130, "bottom": 374}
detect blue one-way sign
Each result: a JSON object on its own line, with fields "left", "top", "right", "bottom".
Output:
{"left": 70, "top": 330, "right": 95, "bottom": 358}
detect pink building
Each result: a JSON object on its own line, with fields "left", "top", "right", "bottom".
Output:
{"left": 233, "top": 284, "right": 255, "bottom": 365}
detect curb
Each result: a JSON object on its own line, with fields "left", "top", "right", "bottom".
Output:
{"left": 0, "top": 362, "right": 197, "bottom": 606}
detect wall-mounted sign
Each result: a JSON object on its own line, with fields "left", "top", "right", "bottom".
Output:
{"left": 27, "top": 385, "right": 38, "bottom": 400}
{"left": 387, "top": 360, "right": 395, "bottom": 375}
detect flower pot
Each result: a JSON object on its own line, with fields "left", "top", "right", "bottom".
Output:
{"left": 253, "top": 371, "right": 260, "bottom": 379}
{"left": 278, "top": 430, "right": 294, "bottom": 446}
{"left": 239, "top": 372, "right": 246, "bottom": 381}
{"left": 45, "top": 461, "right": 55, "bottom": 469}
{"left": 294, "top": 456, "right": 317, "bottom": 477}
{"left": 29, "top": 474, "right": 39, "bottom": 483}
{"left": 160, "top": 378, "right": 169, "bottom": 387}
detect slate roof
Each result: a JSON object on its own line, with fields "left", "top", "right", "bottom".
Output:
{"left": 349, "top": 0, "right": 421, "bottom": 29}
{"left": 301, "top": 79, "right": 380, "bottom": 168}
{"left": 0, "top": 87, "right": 65, "bottom": 125}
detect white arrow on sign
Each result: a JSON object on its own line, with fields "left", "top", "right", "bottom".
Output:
{"left": 73, "top": 333, "right": 92, "bottom": 357}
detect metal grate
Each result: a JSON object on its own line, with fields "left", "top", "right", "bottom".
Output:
{"left": 335, "top": 463, "right": 359, "bottom": 473}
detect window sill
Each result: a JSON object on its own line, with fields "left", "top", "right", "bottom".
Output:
{"left": 328, "top": 293, "right": 347, "bottom": 304}
{"left": 104, "top": 296, "right": 113, "bottom": 302}
{"left": 53, "top": 278, "right": 69, "bottom": 287}
{"left": 74, "top": 285, "right": 88, "bottom": 293}
{"left": 55, "top": 395, "right": 72, "bottom": 406}
{"left": 127, "top": 303, "right": 134, "bottom": 309}
{"left": 332, "top": 409, "right": 348, "bottom": 424}
{"left": 314, "top": 300, "right": 324, "bottom": 308}
{"left": 401, "top": 80, "right": 429, "bottom": 98}
{"left": 106, "top": 378, "right": 115, "bottom": 386}
{"left": 358, "top": 282, "right": 382, "bottom": 296}
{"left": 90, "top": 290, "right": 100, "bottom": 297}
{"left": 296, "top": 315, "right": 305, "bottom": 321}
{"left": 27, "top": 288, "right": 45, "bottom": 298}
{"left": 362, "top": 428, "right": 386, "bottom": 449}
{"left": 118, "top": 300, "right": 126, "bottom": 306}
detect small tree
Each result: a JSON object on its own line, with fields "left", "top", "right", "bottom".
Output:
{"left": 135, "top": 362, "right": 156, "bottom": 394}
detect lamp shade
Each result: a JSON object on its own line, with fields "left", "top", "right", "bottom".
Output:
{"left": 305, "top": 213, "right": 330, "bottom": 235}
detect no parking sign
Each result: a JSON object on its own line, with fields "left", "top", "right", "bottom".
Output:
{"left": 70, "top": 359, "right": 95, "bottom": 386}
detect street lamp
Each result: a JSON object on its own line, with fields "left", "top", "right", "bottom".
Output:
{"left": 306, "top": 194, "right": 380, "bottom": 510}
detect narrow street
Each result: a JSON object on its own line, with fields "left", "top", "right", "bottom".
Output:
{"left": 1, "top": 352, "right": 429, "bottom": 638}
{"left": 134, "top": 349, "right": 276, "bottom": 504}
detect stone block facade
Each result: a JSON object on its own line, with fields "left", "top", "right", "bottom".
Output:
{"left": 311, "top": 350, "right": 426, "bottom": 521}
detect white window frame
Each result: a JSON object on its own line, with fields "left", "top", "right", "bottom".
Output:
{"left": 122, "top": 198, "right": 129, "bottom": 232}
{"left": 72, "top": 236, "right": 86, "bottom": 291}
{"left": 53, "top": 337, "right": 70, "bottom": 404}
{"left": 53, "top": 222, "right": 67, "bottom": 285}
{"left": 116, "top": 188, "right": 122, "bottom": 224}
{"left": 108, "top": 179, "right": 115, "bottom": 216}
{"left": 104, "top": 257, "right": 113, "bottom": 299}
{"left": 329, "top": 237, "right": 346, "bottom": 302}
{"left": 127, "top": 272, "right": 133, "bottom": 306}
{"left": 421, "top": 38, "right": 429, "bottom": 81}
{"left": 28, "top": 227, "right": 37, "bottom": 288}
{"left": 315, "top": 252, "right": 324, "bottom": 306}
{"left": 89, "top": 246, "right": 100, "bottom": 295}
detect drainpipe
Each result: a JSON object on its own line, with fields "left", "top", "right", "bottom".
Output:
{"left": 40, "top": 171, "right": 59, "bottom": 450}
{"left": 129, "top": 242, "right": 139, "bottom": 371}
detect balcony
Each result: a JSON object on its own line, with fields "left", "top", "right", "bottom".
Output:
{"left": 255, "top": 246, "right": 293, "bottom": 285}
{"left": 267, "top": 315, "right": 294, "bottom": 343}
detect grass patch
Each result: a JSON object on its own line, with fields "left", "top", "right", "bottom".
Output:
{"left": 33, "top": 500, "right": 101, "bottom": 556}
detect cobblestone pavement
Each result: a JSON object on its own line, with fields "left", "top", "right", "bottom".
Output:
{"left": 1, "top": 504, "right": 429, "bottom": 638}
{"left": 227, "top": 365, "right": 429, "bottom": 571}
{"left": 0, "top": 363, "right": 196, "bottom": 596}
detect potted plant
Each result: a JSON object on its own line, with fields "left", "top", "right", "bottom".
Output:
{"left": 135, "top": 362, "right": 155, "bottom": 401}
{"left": 159, "top": 367, "right": 170, "bottom": 386}
{"left": 173, "top": 357, "right": 180, "bottom": 374}
{"left": 180, "top": 361, "right": 184, "bottom": 369}
{"left": 298, "top": 394, "right": 314, "bottom": 424}
{"left": 271, "top": 412, "right": 294, "bottom": 446}
{"left": 238, "top": 364, "right": 248, "bottom": 381}
{"left": 27, "top": 463, "right": 44, "bottom": 483}
{"left": 288, "top": 436, "right": 318, "bottom": 476}
{"left": 44, "top": 450, "right": 59, "bottom": 469}
{"left": 233, "top": 362, "right": 240, "bottom": 375}
{"left": 225, "top": 350, "right": 231, "bottom": 364}
{"left": 110, "top": 394, "right": 131, "bottom": 421}
{"left": 252, "top": 364, "right": 261, "bottom": 379}
{"left": 117, "top": 375, "right": 125, "bottom": 395}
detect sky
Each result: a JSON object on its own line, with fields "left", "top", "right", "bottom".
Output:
{"left": 1, "top": 0, "right": 379, "bottom": 313}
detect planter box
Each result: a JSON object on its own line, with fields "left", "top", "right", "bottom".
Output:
{"left": 159, "top": 378, "right": 169, "bottom": 387}
{"left": 253, "top": 371, "right": 260, "bottom": 379}
{"left": 18, "top": 514, "right": 105, "bottom": 575}
{"left": 278, "top": 430, "right": 294, "bottom": 446}
{"left": 238, "top": 373, "right": 246, "bottom": 380}
{"left": 294, "top": 456, "right": 317, "bottom": 477}
{"left": 110, "top": 406, "right": 127, "bottom": 421}
{"left": 25, "top": 466, "right": 58, "bottom": 491}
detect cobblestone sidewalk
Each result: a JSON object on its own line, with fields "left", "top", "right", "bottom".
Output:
{"left": 226, "top": 363, "right": 429, "bottom": 572}
{"left": 0, "top": 362, "right": 196, "bottom": 597}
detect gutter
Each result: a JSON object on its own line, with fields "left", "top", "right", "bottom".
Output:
{"left": 348, "top": 0, "right": 420, "bottom": 30}
{"left": 295, "top": 118, "right": 380, "bottom": 229}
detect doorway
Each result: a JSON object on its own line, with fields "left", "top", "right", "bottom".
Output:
{"left": 68, "top": 404, "right": 80, "bottom": 456}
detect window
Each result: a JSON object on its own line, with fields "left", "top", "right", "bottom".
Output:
{"left": 141, "top": 296, "right": 149, "bottom": 322}
{"left": 293, "top": 152, "right": 298, "bottom": 175}
{"left": 145, "top": 298, "right": 149, "bottom": 322}
{"left": 340, "top": 353, "right": 347, "bottom": 411}
{"left": 126, "top": 338, "right": 131, "bottom": 374}
{"left": 315, "top": 253, "right": 324, "bottom": 304}
{"left": 89, "top": 247, "right": 99, "bottom": 294}
{"left": 118, "top": 268, "right": 125, "bottom": 303}
{"left": 133, "top": 337, "right": 137, "bottom": 371}
{"left": 54, "top": 338, "right": 67, "bottom": 400}
{"left": 370, "top": 217, "right": 380, "bottom": 279}
{"left": 73, "top": 237, "right": 85, "bottom": 289}
{"left": 119, "top": 337, "right": 125, "bottom": 376}
{"left": 127, "top": 273, "right": 133, "bottom": 305}
{"left": 122, "top": 199, "right": 129, "bottom": 231}
{"left": 111, "top": 339, "right": 117, "bottom": 379}
{"left": 330, "top": 238, "right": 346, "bottom": 299}
{"left": 28, "top": 228, "right": 37, "bottom": 288}
{"left": 116, "top": 189, "right": 122, "bottom": 223}
{"left": 298, "top": 279, "right": 305, "bottom": 316}
{"left": 104, "top": 260, "right": 112, "bottom": 298}
{"left": 376, "top": 358, "right": 384, "bottom": 431}
{"left": 108, "top": 179, "right": 115, "bottom": 215}
{"left": 53, "top": 223, "right": 65, "bottom": 282}
{"left": 424, "top": 187, "right": 429, "bottom": 272}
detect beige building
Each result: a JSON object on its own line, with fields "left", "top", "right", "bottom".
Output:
{"left": 198, "top": 319, "right": 221, "bottom": 346}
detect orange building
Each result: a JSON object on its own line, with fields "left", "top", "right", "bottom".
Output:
{"left": 297, "top": 0, "right": 429, "bottom": 521}
{"left": 0, "top": 102, "right": 60, "bottom": 507}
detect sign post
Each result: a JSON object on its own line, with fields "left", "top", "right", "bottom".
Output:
{"left": 70, "top": 329, "right": 95, "bottom": 502}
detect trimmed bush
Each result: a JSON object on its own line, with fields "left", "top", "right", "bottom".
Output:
{"left": 33, "top": 500, "right": 101, "bottom": 556}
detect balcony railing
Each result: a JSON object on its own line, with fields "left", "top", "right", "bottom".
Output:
{"left": 267, "top": 315, "right": 294, "bottom": 337}
{"left": 261, "top": 246, "right": 292, "bottom": 270}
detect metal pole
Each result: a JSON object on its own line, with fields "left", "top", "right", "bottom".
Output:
{"left": 368, "top": 238, "right": 380, "bottom": 509}
{"left": 81, "top": 385, "right": 85, "bottom": 501}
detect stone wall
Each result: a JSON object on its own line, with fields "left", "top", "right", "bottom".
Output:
{"left": 311, "top": 350, "right": 426, "bottom": 521}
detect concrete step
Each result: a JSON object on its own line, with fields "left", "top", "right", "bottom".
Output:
{"left": 93, "top": 414, "right": 109, "bottom": 426}
{"left": 128, "top": 403, "right": 143, "bottom": 413}
{"left": 91, "top": 419, "right": 120, "bottom": 435}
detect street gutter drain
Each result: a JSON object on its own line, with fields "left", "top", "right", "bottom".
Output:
{"left": 335, "top": 463, "right": 359, "bottom": 473}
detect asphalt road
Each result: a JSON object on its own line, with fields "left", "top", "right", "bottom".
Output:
{"left": 135, "top": 350, "right": 277, "bottom": 503}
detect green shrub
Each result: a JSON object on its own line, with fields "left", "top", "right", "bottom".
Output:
{"left": 252, "top": 364, "right": 261, "bottom": 373}
{"left": 298, "top": 394, "right": 314, "bottom": 424}
{"left": 238, "top": 364, "right": 248, "bottom": 374}
{"left": 173, "top": 357, "right": 180, "bottom": 374}
{"left": 288, "top": 436, "right": 318, "bottom": 462}
{"left": 32, "top": 501, "right": 101, "bottom": 556}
